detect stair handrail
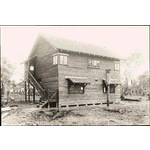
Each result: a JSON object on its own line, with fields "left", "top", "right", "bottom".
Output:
{"left": 48, "top": 92, "right": 57, "bottom": 102}
{"left": 28, "top": 71, "right": 44, "bottom": 92}
{"left": 50, "top": 92, "right": 57, "bottom": 99}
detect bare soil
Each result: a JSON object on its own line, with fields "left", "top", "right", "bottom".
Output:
{"left": 1, "top": 96, "right": 149, "bottom": 126}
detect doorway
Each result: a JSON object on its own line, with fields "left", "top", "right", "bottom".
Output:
{"left": 29, "top": 58, "right": 36, "bottom": 78}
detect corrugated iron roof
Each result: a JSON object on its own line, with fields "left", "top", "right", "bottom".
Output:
{"left": 65, "top": 76, "right": 91, "bottom": 84}
{"left": 109, "top": 79, "right": 121, "bottom": 85}
{"left": 102, "top": 78, "right": 121, "bottom": 85}
{"left": 40, "top": 33, "right": 123, "bottom": 60}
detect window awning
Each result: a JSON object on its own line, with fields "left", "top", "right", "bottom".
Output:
{"left": 109, "top": 79, "right": 121, "bottom": 85}
{"left": 65, "top": 76, "right": 91, "bottom": 84}
{"left": 102, "top": 78, "right": 121, "bottom": 86}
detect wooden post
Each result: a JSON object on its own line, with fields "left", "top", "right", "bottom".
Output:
{"left": 107, "top": 85, "right": 110, "bottom": 107}
{"left": 48, "top": 100, "right": 50, "bottom": 108}
{"left": 27, "top": 60, "right": 30, "bottom": 103}
{"left": 105, "top": 69, "right": 111, "bottom": 107}
{"left": 28, "top": 81, "right": 30, "bottom": 103}
{"left": 33, "top": 86, "right": 35, "bottom": 104}
{"left": 25, "top": 81, "right": 27, "bottom": 103}
{"left": 56, "top": 89, "right": 59, "bottom": 108}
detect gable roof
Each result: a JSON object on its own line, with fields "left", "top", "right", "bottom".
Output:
{"left": 40, "top": 33, "right": 123, "bottom": 60}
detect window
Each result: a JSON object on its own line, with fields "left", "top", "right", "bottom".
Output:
{"left": 30, "top": 66, "right": 34, "bottom": 71}
{"left": 88, "top": 59, "right": 100, "bottom": 67}
{"left": 69, "top": 84, "right": 84, "bottom": 94}
{"left": 110, "top": 84, "right": 115, "bottom": 93}
{"left": 53, "top": 53, "right": 68, "bottom": 65}
{"left": 115, "top": 62, "right": 120, "bottom": 70}
{"left": 60, "top": 55, "right": 67, "bottom": 65}
{"left": 53, "top": 56, "right": 57, "bottom": 65}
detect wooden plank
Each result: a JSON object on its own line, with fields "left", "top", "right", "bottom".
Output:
{"left": 28, "top": 81, "right": 30, "bottom": 103}
{"left": 107, "top": 84, "right": 110, "bottom": 107}
{"left": 25, "top": 81, "right": 27, "bottom": 102}
{"left": 67, "top": 52, "right": 116, "bottom": 70}
{"left": 33, "top": 86, "right": 35, "bottom": 103}
{"left": 42, "top": 77, "right": 58, "bottom": 82}
{"left": 59, "top": 98, "right": 117, "bottom": 104}
{"left": 58, "top": 99, "right": 115, "bottom": 107}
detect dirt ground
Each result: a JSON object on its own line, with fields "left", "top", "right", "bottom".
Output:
{"left": 1, "top": 96, "right": 149, "bottom": 126}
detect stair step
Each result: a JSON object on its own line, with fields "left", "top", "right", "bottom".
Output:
{"left": 40, "top": 101, "right": 48, "bottom": 108}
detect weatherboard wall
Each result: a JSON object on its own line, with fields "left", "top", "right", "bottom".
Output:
{"left": 25, "top": 35, "right": 121, "bottom": 107}
{"left": 25, "top": 36, "right": 59, "bottom": 92}
{"left": 58, "top": 51, "right": 121, "bottom": 107}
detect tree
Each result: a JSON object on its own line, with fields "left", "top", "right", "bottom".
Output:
{"left": 138, "top": 70, "right": 149, "bottom": 96}
{"left": 1, "top": 57, "right": 16, "bottom": 95}
{"left": 121, "top": 50, "right": 146, "bottom": 95}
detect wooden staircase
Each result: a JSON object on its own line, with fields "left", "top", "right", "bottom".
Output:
{"left": 39, "top": 92, "right": 57, "bottom": 108}
{"left": 28, "top": 71, "right": 45, "bottom": 99}
{"left": 28, "top": 71, "right": 58, "bottom": 108}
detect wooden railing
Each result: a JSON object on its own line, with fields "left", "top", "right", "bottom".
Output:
{"left": 47, "top": 89, "right": 57, "bottom": 99}
{"left": 28, "top": 71, "right": 57, "bottom": 102}
{"left": 28, "top": 71, "right": 44, "bottom": 91}
{"left": 48, "top": 92, "right": 57, "bottom": 108}
{"left": 40, "top": 91, "right": 57, "bottom": 108}
{"left": 28, "top": 71, "right": 45, "bottom": 99}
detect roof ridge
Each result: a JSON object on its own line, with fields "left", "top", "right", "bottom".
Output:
{"left": 40, "top": 34, "right": 58, "bottom": 51}
{"left": 40, "top": 33, "right": 123, "bottom": 60}
{"left": 40, "top": 33, "right": 108, "bottom": 48}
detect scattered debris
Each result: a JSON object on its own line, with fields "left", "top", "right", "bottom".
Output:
{"left": 45, "top": 111, "right": 54, "bottom": 116}
{"left": 9, "top": 97, "right": 16, "bottom": 103}
{"left": 122, "top": 97, "right": 141, "bottom": 102}
{"left": 121, "top": 96, "right": 125, "bottom": 100}
{"left": 2, "top": 107, "right": 11, "bottom": 112}
{"left": 2, "top": 113, "right": 9, "bottom": 119}
{"left": 25, "top": 122, "right": 39, "bottom": 126}
{"left": 37, "top": 104, "right": 40, "bottom": 108}
{"left": 2, "top": 96, "right": 149, "bottom": 125}
{"left": 38, "top": 110, "right": 44, "bottom": 114}
{"left": 10, "top": 104, "right": 19, "bottom": 107}
{"left": 109, "top": 120, "right": 115, "bottom": 122}
{"left": 119, "top": 108, "right": 126, "bottom": 114}
{"left": 103, "top": 107, "right": 126, "bottom": 114}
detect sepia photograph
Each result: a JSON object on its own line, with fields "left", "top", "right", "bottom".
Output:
{"left": 1, "top": 26, "right": 149, "bottom": 126}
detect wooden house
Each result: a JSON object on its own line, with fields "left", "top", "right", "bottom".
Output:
{"left": 22, "top": 33, "right": 122, "bottom": 108}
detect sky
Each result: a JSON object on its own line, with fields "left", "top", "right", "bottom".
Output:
{"left": 1, "top": 26, "right": 149, "bottom": 83}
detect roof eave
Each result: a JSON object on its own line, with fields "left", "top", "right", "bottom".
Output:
{"left": 58, "top": 48, "right": 122, "bottom": 60}
{"left": 20, "top": 55, "right": 37, "bottom": 65}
